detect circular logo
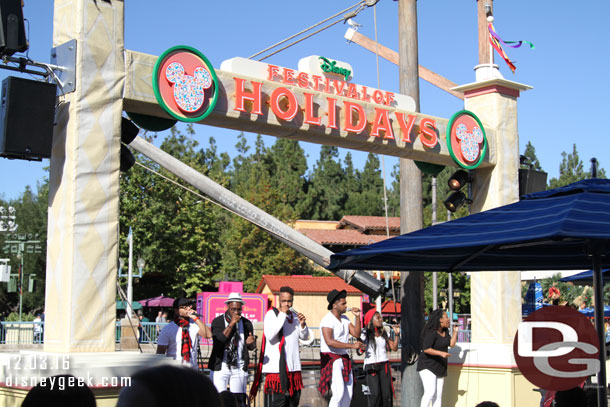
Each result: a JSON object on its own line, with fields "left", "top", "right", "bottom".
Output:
{"left": 152, "top": 46, "right": 219, "bottom": 122}
{"left": 513, "top": 306, "right": 600, "bottom": 391}
{"left": 446, "top": 110, "right": 487, "bottom": 169}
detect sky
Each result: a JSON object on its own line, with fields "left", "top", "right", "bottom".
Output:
{"left": 1, "top": 0, "right": 609, "bottom": 200}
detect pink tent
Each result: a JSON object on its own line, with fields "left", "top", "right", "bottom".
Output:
{"left": 138, "top": 295, "right": 175, "bottom": 307}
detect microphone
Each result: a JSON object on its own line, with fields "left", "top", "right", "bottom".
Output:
{"left": 289, "top": 307, "right": 299, "bottom": 315}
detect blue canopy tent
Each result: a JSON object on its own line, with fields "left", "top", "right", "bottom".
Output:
{"left": 329, "top": 179, "right": 610, "bottom": 406}
{"left": 560, "top": 268, "right": 610, "bottom": 285}
{"left": 579, "top": 306, "right": 610, "bottom": 318}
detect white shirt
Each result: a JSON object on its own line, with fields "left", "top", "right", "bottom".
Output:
{"left": 222, "top": 318, "right": 245, "bottom": 368}
{"left": 262, "top": 309, "right": 311, "bottom": 373}
{"left": 320, "top": 312, "right": 352, "bottom": 355}
{"left": 157, "top": 321, "right": 200, "bottom": 369}
{"left": 361, "top": 330, "right": 389, "bottom": 366}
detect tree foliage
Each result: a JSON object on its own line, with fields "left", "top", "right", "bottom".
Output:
{"left": 9, "top": 128, "right": 609, "bottom": 318}
{"left": 119, "top": 127, "right": 226, "bottom": 299}
{"left": 0, "top": 183, "right": 48, "bottom": 318}
{"left": 548, "top": 144, "right": 606, "bottom": 188}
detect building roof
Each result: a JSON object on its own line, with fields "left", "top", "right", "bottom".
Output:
{"left": 256, "top": 275, "right": 362, "bottom": 294}
{"left": 368, "top": 300, "right": 401, "bottom": 315}
{"left": 338, "top": 216, "right": 401, "bottom": 232}
{"left": 298, "top": 229, "right": 389, "bottom": 246}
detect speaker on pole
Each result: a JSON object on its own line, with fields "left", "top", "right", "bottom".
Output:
{"left": 0, "top": 0, "right": 27, "bottom": 56}
{"left": 0, "top": 76, "right": 57, "bottom": 161}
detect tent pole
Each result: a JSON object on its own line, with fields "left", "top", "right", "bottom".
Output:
{"left": 592, "top": 251, "right": 608, "bottom": 407}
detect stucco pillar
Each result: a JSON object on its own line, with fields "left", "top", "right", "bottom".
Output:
{"left": 453, "top": 78, "right": 531, "bottom": 344}
{"left": 44, "top": 0, "right": 124, "bottom": 352}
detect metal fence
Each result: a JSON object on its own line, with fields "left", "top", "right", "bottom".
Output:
{"left": 0, "top": 321, "right": 44, "bottom": 344}
{"left": 0, "top": 321, "right": 472, "bottom": 346}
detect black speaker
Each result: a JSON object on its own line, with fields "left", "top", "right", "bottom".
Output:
{"left": 0, "top": 0, "right": 27, "bottom": 56}
{"left": 350, "top": 367, "right": 369, "bottom": 407}
{"left": 519, "top": 168, "right": 548, "bottom": 196}
{"left": 0, "top": 76, "right": 57, "bottom": 161}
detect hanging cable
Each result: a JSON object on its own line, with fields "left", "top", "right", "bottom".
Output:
{"left": 249, "top": 1, "right": 363, "bottom": 59}
{"left": 251, "top": 0, "right": 378, "bottom": 61}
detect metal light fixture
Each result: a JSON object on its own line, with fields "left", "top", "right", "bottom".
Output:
{"left": 444, "top": 191, "right": 469, "bottom": 213}
{"left": 444, "top": 170, "right": 473, "bottom": 213}
{"left": 447, "top": 170, "right": 471, "bottom": 191}
{"left": 135, "top": 257, "right": 145, "bottom": 278}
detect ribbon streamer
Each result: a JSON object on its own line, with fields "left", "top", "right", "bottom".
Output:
{"left": 488, "top": 24, "right": 535, "bottom": 50}
{"left": 488, "top": 22, "right": 518, "bottom": 73}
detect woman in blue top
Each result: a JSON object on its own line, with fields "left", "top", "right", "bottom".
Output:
{"left": 416, "top": 309, "right": 458, "bottom": 407}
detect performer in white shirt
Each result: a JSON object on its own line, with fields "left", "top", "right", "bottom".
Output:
{"left": 156, "top": 298, "right": 211, "bottom": 370}
{"left": 250, "top": 286, "right": 312, "bottom": 407}
{"left": 361, "top": 308, "right": 400, "bottom": 407}
{"left": 318, "top": 289, "right": 365, "bottom": 407}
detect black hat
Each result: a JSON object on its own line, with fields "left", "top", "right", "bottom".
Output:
{"left": 327, "top": 289, "right": 347, "bottom": 310}
{"left": 173, "top": 298, "right": 194, "bottom": 309}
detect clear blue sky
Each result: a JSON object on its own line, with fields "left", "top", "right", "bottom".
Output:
{"left": 1, "top": 0, "right": 608, "bottom": 200}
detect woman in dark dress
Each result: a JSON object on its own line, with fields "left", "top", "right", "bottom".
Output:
{"left": 416, "top": 309, "right": 458, "bottom": 407}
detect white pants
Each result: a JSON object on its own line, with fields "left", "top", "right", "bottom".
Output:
{"left": 329, "top": 358, "right": 353, "bottom": 407}
{"left": 211, "top": 362, "right": 248, "bottom": 394}
{"left": 419, "top": 369, "right": 444, "bottom": 407}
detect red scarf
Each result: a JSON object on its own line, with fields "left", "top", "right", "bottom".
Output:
{"left": 175, "top": 317, "right": 192, "bottom": 362}
{"left": 250, "top": 309, "right": 296, "bottom": 399}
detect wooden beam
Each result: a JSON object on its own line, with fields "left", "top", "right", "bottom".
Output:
{"left": 345, "top": 29, "right": 464, "bottom": 100}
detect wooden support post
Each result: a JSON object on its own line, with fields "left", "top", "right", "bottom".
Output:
{"left": 398, "top": 1, "right": 424, "bottom": 406}
{"left": 477, "top": 0, "right": 494, "bottom": 65}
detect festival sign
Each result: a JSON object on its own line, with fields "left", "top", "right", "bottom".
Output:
{"left": 446, "top": 110, "right": 488, "bottom": 169}
{"left": 152, "top": 46, "right": 219, "bottom": 122}
{"left": 138, "top": 47, "right": 494, "bottom": 168}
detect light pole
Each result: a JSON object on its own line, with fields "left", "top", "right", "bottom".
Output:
{"left": 127, "top": 227, "right": 134, "bottom": 318}
{"left": 16, "top": 245, "right": 24, "bottom": 321}
{"left": 118, "top": 228, "right": 144, "bottom": 318}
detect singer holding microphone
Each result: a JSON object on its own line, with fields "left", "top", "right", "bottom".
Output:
{"left": 318, "top": 289, "right": 365, "bottom": 407}
{"left": 250, "top": 286, "right": 312, "bottom": 407}
{"left": 209, "top": 292, "right": 256, "bottom": 407}
{"left": 156, "top": 298, "right": 211, "bottom": 370}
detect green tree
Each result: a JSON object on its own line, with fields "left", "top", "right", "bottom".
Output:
{"left": 267, "top": 139, "right": 308, "bottom": 219}
{"left": 423, "top": 272, "right": 471, "bottom": 314}
{"left": 0, "top": 182, "right": 48, "bottom": 317}
{"left": 344, "top": 153, "right": 385, "bottom": 216}
{"left": 521, "top": 141, "right": 542, "bottom": 171}
{"left": 219, "top": 135, "right": 313, "bottom": 291}
{"left": 302, "top": 146, "right": 347, "bottom": 220}
{"left": 119, "top": 127, "right": 225, "bottom": 299}
{"left": 548, "top": 144, "right": 606, "bottom": 188}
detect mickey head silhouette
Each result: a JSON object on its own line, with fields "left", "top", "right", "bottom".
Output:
{"left": 165, "top": 61, "right": 213, "bottom": 113}
{"left": 456, "top": 122, "right": 484, "bottom": 163}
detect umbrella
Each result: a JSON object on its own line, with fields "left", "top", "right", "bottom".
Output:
{"left": 116, "top": 300, "right": 142, "bottom": 310}
{"left": 329, "top": 179, "right": 610, "bottom": 406}
{"left": 560, "top": 269, "right": 610, "bottom": 285}
{"left": 138, "top": 295, "right": 175, "bottom": 307}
